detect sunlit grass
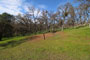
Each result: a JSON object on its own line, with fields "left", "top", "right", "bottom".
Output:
{"left": 0, "top": 26, "right": 90, "bottom": 60}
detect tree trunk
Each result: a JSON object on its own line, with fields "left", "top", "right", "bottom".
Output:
{"left": 61, "top": 25, "right": 64, "bottom": 31}
{"left": 43, "top": 33, "right": 45, "bottom": 40}
{"left": 0, "top": 34, "right": 2, "bottom": 41}
{"left": 89, "top": 23, "right": 90, "bottom": 28}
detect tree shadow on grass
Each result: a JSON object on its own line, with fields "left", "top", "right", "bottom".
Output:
{"left": 0, "top": 36, "right": 40, "bottom": 49}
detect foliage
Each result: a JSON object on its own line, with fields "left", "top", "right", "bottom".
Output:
{"left": 0, "top": 13, "right": 14, "bottom": 41}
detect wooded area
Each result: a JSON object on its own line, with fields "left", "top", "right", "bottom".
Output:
{"left": 0, "top": 0, "right": 90, "bottom": 41}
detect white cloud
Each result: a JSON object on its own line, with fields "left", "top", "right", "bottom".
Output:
{"left": 0, "top": 0, "right": 46, "bottom": 16}
{"left": 38, "top": 5, "right": 46, "bottom": 9}
{"left": 23, "top": 5, "right": 42, "bottom": 17}
{"left": 0, "top": 0, "right": 23, "bottom": 15}
{"left": 34, "top": 9, "right": 42, "bottom": 17}
{"left": 23, "top": 4, "right": 33, "bottom": 12}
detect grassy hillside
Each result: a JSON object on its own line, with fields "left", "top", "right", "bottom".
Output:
{"left": 0, "top": 26, "right": 90, "bottom": 60}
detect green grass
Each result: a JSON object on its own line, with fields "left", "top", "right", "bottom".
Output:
{"left": 0, "top": 26, "right": 90, "bottom": 60}
{"left": 0, "top": 36, "right": 29, "bottom": 48}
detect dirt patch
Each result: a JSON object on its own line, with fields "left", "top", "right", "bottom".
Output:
{"left": 27, "top": 33, "right": 54, "bottom": 42}
{"left": 27, "top": 31, "right": 68, "bottom": 42}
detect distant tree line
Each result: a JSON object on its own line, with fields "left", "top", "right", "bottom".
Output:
{"left": 0, "top": 0, "right": 90, "bottom": 41}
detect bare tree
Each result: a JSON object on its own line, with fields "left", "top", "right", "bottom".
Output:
{"left": 28, "top": 6, "right": 41, "bottom": 33}
{"left": 41, "top": 10, "right": 49, "bottom": 40}
{"left": 58, "top": 4, "right": 69, "bottom": 31}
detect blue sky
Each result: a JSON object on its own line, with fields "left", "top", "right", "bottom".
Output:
{"left": 0, "top": 0, "right": 77, "bottom": 15}
{"left": 28, "top": 0, "right": 74, "bottom": 11}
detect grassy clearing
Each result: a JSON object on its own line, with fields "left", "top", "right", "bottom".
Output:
{"left": 0, "top": 26, "right": 90, "bottom": 60}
